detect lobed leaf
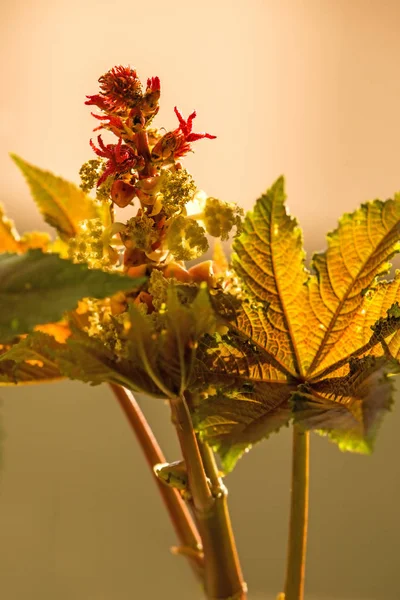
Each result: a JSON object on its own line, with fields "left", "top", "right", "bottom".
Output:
{"left": 306, "top": 196, "right": 400, "bottom": 378}
{"left": 11, "top": 154, "right": 101, "bottom": 239}
{"left": 232, "top": 177, "right": 310, "bottom": 377}
{"left": 193, "top": 382, "right": 293, "bottom": 472}
{"left": 193, "top": 178, "right": 400, "bottom": 469}
{"left": 293, "top": 356, "right": 397, "bottom": 452}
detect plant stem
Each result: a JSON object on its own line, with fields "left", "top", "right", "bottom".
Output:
{"left": 170, "top": 393, "right": 247, "bottom": 600}
{"left": 198, "top": 440, "right": 247, "bottom": 600}
{"left": 109, "top": 384, "right": 204, "bottom": 578}
{"left": 283, "top": 426, "right": 310, "bottom": 600}
{"left": 135, "top": 130, "right": 155, "bottom": 177}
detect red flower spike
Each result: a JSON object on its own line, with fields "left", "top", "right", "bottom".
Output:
{"left": 89, "top": 135, "right": 141, "bottom": 186}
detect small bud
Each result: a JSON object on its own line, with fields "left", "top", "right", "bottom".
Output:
{"left": 126, "top": 264, "right": 147, "bottom": 278}
{"left": 187, "top": 260, "right": 216, "bottom": 285}
{"left": 111, "top": 180, "right": 136, "bottom": 207}
{"left": 123, "top": 247, "right": 147, "bottom": 267}
{"left": 139, "top": 175, "right": 160, "bottom": 192}
{"left": 136, "top": 188, "right": 155, "bottom": 205}
{"left": 163, "top": 262, "right": 192, "bottom": 283}
{"left": 134, "top": 291, "right": 154, "bottom": 312}
{"left": 110, "top": 291, "right": 127, "bottom": 315}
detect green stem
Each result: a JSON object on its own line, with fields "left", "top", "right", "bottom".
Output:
{"left": 170, "top": 395, "right": 212, "bottom": 513}
{"left": 283, "top": 426, "right": 310, "bottom": 600}
{"left": 109, "top": 384, "right": 204, "bottom": 578}
{"left": 170, "top": 394, "right": 247, "bottom": 600}
{"left": 197, "top": 440, "right": 247, "bottom": 600}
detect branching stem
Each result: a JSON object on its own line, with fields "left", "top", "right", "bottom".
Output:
{"left": 284, "top": 426, "right": 309, "bottom": 600}
{"left": 170, "top": 393, "right": 247, "bottom": 600}
{"left": 109, "top": 384, "right": 203, "bottom": 578}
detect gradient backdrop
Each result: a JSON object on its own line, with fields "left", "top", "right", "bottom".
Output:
{"left": 1, "top": 1, "right": 400, "bottom": 599}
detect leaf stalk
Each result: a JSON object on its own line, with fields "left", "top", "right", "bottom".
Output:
{"left": 283, "top": 426, "right": 309, "bottom": 600}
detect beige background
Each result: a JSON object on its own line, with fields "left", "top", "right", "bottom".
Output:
{"left": 1, "top": 0, "right": 400, "bottom": 598}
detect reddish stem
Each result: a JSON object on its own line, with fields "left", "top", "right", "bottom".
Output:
{"left": 109, "top": 384, "right": 203, "bottom": 577}
{"left": 135, "top": 130, "right": 155, "bottom": 177}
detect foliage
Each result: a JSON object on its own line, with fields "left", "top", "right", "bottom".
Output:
{"left": 2, "top": 65, "right": 399, "bottom": 475}
{"left": 193, "top": 177, "right": 400, "bottom": 470}
{"left": 2, "top": 62, "right": 399, "bottom": 600}
{"left": 0, "top": 250, "right": 145, "bottom": 341}
{"left": 11, "top": 155, "right": 101, "bottom": 240}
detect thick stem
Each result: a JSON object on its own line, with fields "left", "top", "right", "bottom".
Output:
{"left": 170, "top": 395, "right": 212, "bottom": 512}
{"left": 197, "top": 441, "right": 247, "bottom": 600}
{"left": 284, "top": 426, "right": 310, "bottom": 600}
{"left": 109, "top": 384, "right": 203, "bottom": 577}
{"left": 170, "top": 394, "right": 247, "bottom": 600}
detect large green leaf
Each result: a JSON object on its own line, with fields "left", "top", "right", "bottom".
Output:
{"left": 11, "top": 154, "right": 101, "bottom": 239}
{"left": 0, "top": 250, "right": 145, "bottom": 340}
{"left": 192, "top": 178, "right": 400, "bottom": 470}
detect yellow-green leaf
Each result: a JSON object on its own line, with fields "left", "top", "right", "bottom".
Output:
{"left": 306, "top": 197, "right": 400, "bottom": 378}
{"left": 11, "top": 154, "right": 101, "bottom": 239}
{"left": 232, "top": 176, "right": 310, "bottom": 377}
{"left": 193, "top": 178, "right": 400, "bottom": 469}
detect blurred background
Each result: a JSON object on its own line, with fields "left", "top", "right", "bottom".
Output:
{"left": 1, "top": 0, "right": 400, "bottom": 598}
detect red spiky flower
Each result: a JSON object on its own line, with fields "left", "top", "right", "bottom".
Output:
{"left": 129, "top": 76, "right": 161, "bottom": 123}
{"left": 89, "top": 135, "right": 142, "bottom": 186}
{"left": 151, "top": 107, "right": 216, "bottom": 162}
{"left": 85, "top": 66, "right": 143, "bottom": 114}
{"left": 91, "top": 113, "right": 125, "bottom": 134}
